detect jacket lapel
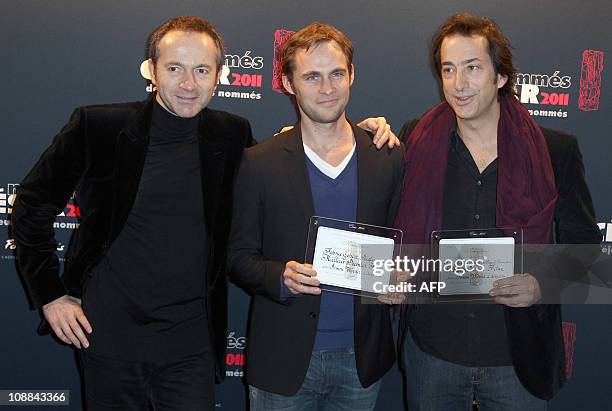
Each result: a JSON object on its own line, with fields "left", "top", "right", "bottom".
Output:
{"left": 108, "top": 102, "right": 228, "bottom": 245}
{"left": 352, "top": 124, "right": 378, "bottom": 319}
{"left": 282, "top": 126, "right": 315, "bottom": 224}
{"left": 354, "top": 124, "right": 377, "bottom": 222}
{"left": 108, "top": 98, "right": 153, "bottom": 243}
{"left": 282, "top": 123, "right": 373, "bottom": 224}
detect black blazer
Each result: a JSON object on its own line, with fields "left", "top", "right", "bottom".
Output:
{"left": 397, "top": 119, "right": 602, "bottom": 400}
{"left": 11, "top": 97, "right": 254, "bottom": 382}
{"left": 227, "top": 124, "right": 404, "bottom": 395}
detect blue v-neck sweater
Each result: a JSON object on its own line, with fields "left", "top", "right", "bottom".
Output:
{"left": 305, "top": 151, "right": 357, "bottom": 351}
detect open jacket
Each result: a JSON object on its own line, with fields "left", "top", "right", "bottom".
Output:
{"left": 227, "top": 125, "right": 405, "bottom": 395}
{"left": 397, "top": 118, "right": 602, "bottom": 400}
{"left": 11, "top": 97, "right": 254, "bottom": 382}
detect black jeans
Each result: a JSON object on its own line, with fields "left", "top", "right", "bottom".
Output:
{"left": 79, "top": 349, "right": 215, "bottom": 411}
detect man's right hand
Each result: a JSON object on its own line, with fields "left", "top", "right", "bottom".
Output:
{"left": 283, "top": 261, "right": 321, "bottom": 295}
{"left": 42, "top": 295, "right": 92, "bottom": 349}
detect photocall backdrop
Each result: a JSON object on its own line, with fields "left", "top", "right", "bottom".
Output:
{"left": 1, "top": 1, "right": 610, "bottom": 409}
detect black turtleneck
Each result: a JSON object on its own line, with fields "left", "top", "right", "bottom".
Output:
{"left": 83, "top": 101, "right": 209, "bottom": 361}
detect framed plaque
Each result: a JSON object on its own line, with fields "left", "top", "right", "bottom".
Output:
{"left": 430, "top": 228, "right": 523, "bottom": 302}
{"left": 305, "top": 216, "right": 403, "bottom": 298}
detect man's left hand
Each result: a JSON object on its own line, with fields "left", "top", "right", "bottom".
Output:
{"left": 489, "top": 273, "right": 541, "bottom": 307}
{"left": 357, "top": 117, "right": 400, "bottom": 149}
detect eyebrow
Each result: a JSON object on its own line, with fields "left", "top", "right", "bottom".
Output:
{"left": 331, "top": 67, "right": 348, "bottom": 74}
{"left": 164, "top": 62, "right": 213, "bottom": 69}
{"left": 442, "top": 57, "right": 482, "bottom": 66}
{"left": 301, "top": 67, "right": 347, "bottom": 78}
{"left": 301, "top": 70, "right": 321, "bottom": 78}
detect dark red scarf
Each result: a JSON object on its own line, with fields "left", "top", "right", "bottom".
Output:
{"left": 394, "top": 94, "right": 558, "bottom": 244}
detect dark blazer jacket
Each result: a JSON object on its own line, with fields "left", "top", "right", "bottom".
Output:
{"left": 11, "top": 97, "right": 254, "bottom": 382}
{"left": 397, "top": 119, "right": 602, "bottom": 400}
{"left": 227, "top": 124, "right": 404, "bottom": 395}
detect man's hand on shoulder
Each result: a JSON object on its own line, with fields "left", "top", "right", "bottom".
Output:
{"left": 357, "top": 117, "right": 400, "bottom": 149}
{"left": 42, "top": 295, "right": 92, "bottom": 349}
{"left": 489, "top": 273, "right": 542, "bottom": 308}
{"left": 275, "top": 126, "right": 295, "bottom": 135}
{"left": 283, "top": 261, "right": 321, "bottom": 295}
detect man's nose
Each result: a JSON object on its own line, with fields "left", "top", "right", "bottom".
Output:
{"left": 180, "top": 71, "right": 196, "bottom": 90}
{"left": 454, "top": 69, "right": 468, "bottom": 91}
{"left": 319, "top": 77, "right": 334, "bottom": 95}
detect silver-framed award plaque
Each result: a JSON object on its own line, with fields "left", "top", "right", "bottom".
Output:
{"left": 431, "top": 228, "right": 523, "bottom": 302}
{"left": 305, "top": 216, "right": 403, "bottom": 298}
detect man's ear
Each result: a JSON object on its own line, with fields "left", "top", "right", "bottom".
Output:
{"left": 349, "top": 64, "right": 355, "bottom": 86}
{"left": 147, "top": 59, "right": 157, "bottom": 85}
{"left": 497, "top": 73, "right": 508, "bottom": 89}
{"left": 215, "top": 65, "right": 222, "bottom": 87}
{"left": 282, "top": 75, "right": 295, "bottom": 95}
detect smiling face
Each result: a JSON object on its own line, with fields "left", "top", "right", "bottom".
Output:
{"left": 282, "top": 41, "right": 354, "bottom": 126}
{"left": 440, "top": 34, "right": 507, "bottom": 126}
{"left": 148, "top": 30, "right": 220, "bottom": 118}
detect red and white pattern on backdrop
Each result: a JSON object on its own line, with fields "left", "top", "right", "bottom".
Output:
{"left": 578, "top": 50, "right": 604, "bottom": 112}
{"left": 272, "top": 29, "right": 295, "bottom": 94}
{"left": 562, "top": 321, "right": 577, "bottom": 379}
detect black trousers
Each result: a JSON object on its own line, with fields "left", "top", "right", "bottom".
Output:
{"left": 79, "top": 349, "right": 215, "bottom": 411}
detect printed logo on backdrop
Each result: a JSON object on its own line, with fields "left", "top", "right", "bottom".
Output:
{"left": 225, "top": 331, "right": 246, "bottom": 378}
{"left": 0, "top": 184, "right": 19, "bottom": 257}
{"left": 0, "top": 184, "right": 18, "bottom": 217}
{"left": 1, "top": 183, "right": 76, "bottom": 261}
{"left": 216, "top": 51, "right": 264, "bottom": 100}
{"left": 578, "top": 50, "right": 604, "bottom": 111}
{"left": 2, "top": 239, "right": 66, "bottom": 262}
{"left": 140, "top": 50, "right": 265, "bottom": 101}
{"left": 0, "top": 183, "right": 81, "bottom": 228}
{"left": 600, "top": 219, "right": 612, "bottom": 256}
{"left": 562, "top": 322, "right": 577, "bottom": 379}
{"left": 272, "top": 29, "right": 295, "bottom": 94}
{"left": 516, "top": 49, "right": 604, "bottom": 119}
{"left": 592, "top": 219, "right": 612, "bottom": 290}
{"left": 2, "top": 238, "right": 17, "bottom": 261}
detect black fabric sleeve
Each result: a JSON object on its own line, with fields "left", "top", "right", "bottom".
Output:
{"left": 226, "top": 149, "right": 288, "bottom": 304}
{"left": 530, "top": 135, "right": 602, "bottom": 302}
{"left": 11, "top": 108, "right": 87, "bottom": 309}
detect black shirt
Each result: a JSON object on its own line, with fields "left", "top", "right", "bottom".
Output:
{"left": 409, "top": 130, "right": 512, "bottom": 366}
{"left": 83, "top": 101, "right": 210, "bottom": 361}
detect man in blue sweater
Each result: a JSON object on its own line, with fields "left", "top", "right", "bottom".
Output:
{"left": 228, "top": 22, "right": 404, "bottom": 410}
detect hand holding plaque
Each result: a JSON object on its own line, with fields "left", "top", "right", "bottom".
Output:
{"left": 489, "top": 273, "right": 541, "bottom": 307}
{"left": 305, "top": 217, "right": 403, "bottom": 297}
{"left": 431, "top": 229, "right": 523, "bottom": 302}
{"left": 282, "top": 261, "right": 321, "bottom": 295}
